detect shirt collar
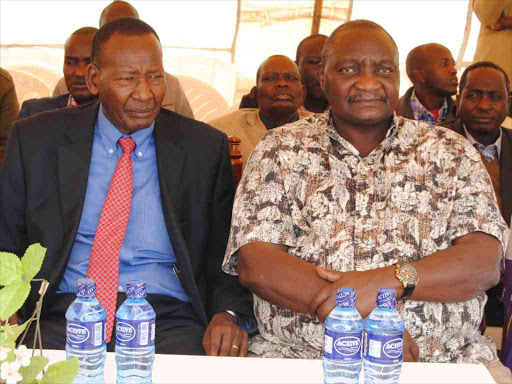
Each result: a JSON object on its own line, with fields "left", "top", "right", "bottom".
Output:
{"left": 410, "top": 89, "right": 449, "bottom": 124}
{"left": 325, "top": 111, "right": 399, "bottom": 157}
{"left": 96, "top": 103, "right": 155, "bottom": 160}
{"left": 67, "top": 94, "right": 79, "bottom": 108}
{"left": 463, "top": 123, "right": 502, "bottom": 160}
{"left": 259, "top": 111, "right": 300, "bottom": 130}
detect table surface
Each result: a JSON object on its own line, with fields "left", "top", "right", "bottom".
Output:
{"left": 41, "top": 349, "right": 496, "bottom": 384}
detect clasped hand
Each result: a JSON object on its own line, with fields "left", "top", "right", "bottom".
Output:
{"left": 309, "top": 266, "right": 419, "bottom": 362}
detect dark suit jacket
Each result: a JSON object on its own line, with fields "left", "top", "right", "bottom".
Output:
{"left": 443, "top": 118, "right": 512, "bottom": 226}
{"left": 0, "top": 102, "right": 253, "bottom": 326}
{"left": 396, "top": 86, "right": 457, "bottom": 124}
{"left": 18, "top": 94, "right": 70, "bottom": 120}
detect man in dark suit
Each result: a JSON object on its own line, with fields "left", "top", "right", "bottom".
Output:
{"left": 396, "top": 43, "right": 458, "bottom": 125}
{"left": 17, "top": 27, "right": 98, "bottom": 120}
{"left": 443, "top": 61, "right": 511, "bottom": 328}
{"left": 0, "top": 18, "right": 253, "bottom": 356}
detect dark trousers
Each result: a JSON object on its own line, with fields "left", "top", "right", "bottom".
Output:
{"left": 22, "top": 293, "right": 206, "bottom": 355}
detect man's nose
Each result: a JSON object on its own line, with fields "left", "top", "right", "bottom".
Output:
{"left": 275, "top": 74, "right": 290, "bottom": 87}
{"left": 448, "top": 63, "right": 457, "bottom": 76}
{"left": 477, "top": 94, "right": 492, "bottom": 111}
{"left": 354, "top": 70, "right": 381, "bottom": 92}
{"left": 132, "top": 77, "right": 153, "bottom": 101}
{"left": 75, "top": 62, "right": 87, "bottom": 78}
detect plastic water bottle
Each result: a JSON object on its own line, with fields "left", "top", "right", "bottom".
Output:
{"left": 323, "top": 288, "right": 364, "bottom": 384}
{"left": 363, "top": 289, "right": 405, "bottom": 384}
{"left": 65, "top": 278, "right": 106, "bottom": 384}
{"left": 115, "top": 280, "right": 156, "bottom": 384}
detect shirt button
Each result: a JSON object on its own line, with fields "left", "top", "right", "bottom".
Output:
{"left": 109, "top": 149, "right": 114, "bottom": 154}
{"left": 138, "top": 152, "right": 143, "bottom": 157}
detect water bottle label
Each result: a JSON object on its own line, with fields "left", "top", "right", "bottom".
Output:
{"left": 66, "top": 320, "right": 105, "bottom": 349}
{"left": 323, "top": 329, "right": 362, "bottom": 361}
{"left": 115, "top": 318, "right": 155, "bottom": 348}
{"left": 364, "top": 331, "right": 403, "bottom": 364}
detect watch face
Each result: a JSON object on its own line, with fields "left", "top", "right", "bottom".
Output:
{"left": 399, "top": 265, "right": 418, "bottom": 284}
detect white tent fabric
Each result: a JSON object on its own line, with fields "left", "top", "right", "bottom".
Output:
{"left": 0, "top": 0, "right": 480, "bottom": 120}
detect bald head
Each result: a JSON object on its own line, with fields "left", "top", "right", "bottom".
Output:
{"left": 321, "top": 20, "right": 398, "bottom": 67}
{"left": 256, "top": 55, "right": 300, "bottom": 85}
{"left": 99, "top": 1, "right": 139, "bottom": 27}
{"left": 405, "top": 43, "right": 458, "bottom": 96}
{"left": 406, "top": 43, "right": 453, "bottom": 83}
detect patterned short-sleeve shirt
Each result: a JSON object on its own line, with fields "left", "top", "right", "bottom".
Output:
{"left": 223, "top": 112, "right": 509, "bottom": 364}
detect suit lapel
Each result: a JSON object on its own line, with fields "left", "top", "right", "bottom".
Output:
{"left": 500, "top": 129, "right": 512, "bottom": 226}
{"left": 58, "top": 94, "right": 70, "bottom": 109}
{"left": 154, "top": 112, "right": 208, "bottom": 325}
{"left": 51, "top": 102, "right": 98, "bottom": 292}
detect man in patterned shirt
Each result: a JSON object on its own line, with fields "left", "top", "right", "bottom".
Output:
{"left": 223, "top": 20, "right": 512, "bottom": 382}
{"left": 396, "top": 43, "right": 458, "bottom": 125}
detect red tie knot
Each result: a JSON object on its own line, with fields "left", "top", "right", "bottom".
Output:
{"left": 119, "top": 137, "right": 136, "bottom": 154}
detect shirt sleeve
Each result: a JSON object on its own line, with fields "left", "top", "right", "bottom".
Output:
{"left": 473, "top": 0, "right": 505, "bottom": 25}
{"left": 222, "top": 131, "right": 297, "bottom": 275}
{"left": 445, "top": 141, "right": 510, "bottom": 258}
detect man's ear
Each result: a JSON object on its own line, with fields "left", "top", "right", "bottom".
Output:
{"left": 300, "top": 85, "right": 307, "bottom": 107}
{"left": 86, "top": 62, "right": 100, "bottom": 96}
{"left": 319, "top": 66, "right": 326, "bottom": 91}
{"left": 413, "top": 69, "right": 426, "bottom": 85}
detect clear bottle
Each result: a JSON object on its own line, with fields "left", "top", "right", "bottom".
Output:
{"left": 363, "top": 289, "right": 405, "bottom": 384}
{"left": 65, "top": 278, "right": 107, "bottom": 384}
{"left": 115, "top": 280, "right": 156, "bottom": 384}
{"left": 323, "top": 288, "right": 364, "bottom": 384}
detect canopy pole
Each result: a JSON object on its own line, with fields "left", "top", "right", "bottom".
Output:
{"left": 311, "top": 0, "right": 323, "bottom": 35}
{"left": 230, "top": 0, "right": 242, "bottom": 64}
{"left": 456, "top": 0, "right": 474, "bottom": 71}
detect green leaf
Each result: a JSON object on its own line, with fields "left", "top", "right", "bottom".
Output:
{"left": 0, "top": 252, "right": 23, "bottom": 286}
{"left": 40, "top": 358, "right": 79, "bottom": 384}
{"left": 0, "top": 321, "right": 29, "bottom": 345}
{"left": 19, "top": 356, "right": 49, "bottom": 384}
{"left": 0, "top": 282, "right": 31, "bottom": 321}
{"left": 21, "top": 244, "right": 46, "bottom": 281}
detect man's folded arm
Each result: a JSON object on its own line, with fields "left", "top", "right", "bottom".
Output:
{"left": 473, "top": 0, "right": 506, "bottom": 25}
{"left": 237, "top": 242, "right": 330, "bottom": 314}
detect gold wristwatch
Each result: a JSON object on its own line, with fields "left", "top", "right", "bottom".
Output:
{"left": 395, "top": 263, "right": 418, "bottom": 301}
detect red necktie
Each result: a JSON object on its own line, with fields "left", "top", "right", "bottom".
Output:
{"left": 87, "top": 137, "right": 136, "bottom": 342}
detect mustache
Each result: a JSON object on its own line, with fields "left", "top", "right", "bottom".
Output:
{"left": 348, "top": 95, "right": 387, "bottom": 104}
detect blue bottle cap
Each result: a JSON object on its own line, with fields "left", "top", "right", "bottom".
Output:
{"left": 126, "top": 280, "right": 147, "bottom": 299}
{"left": 336, "top": 288, "right": 356, "bottom": 307}
{"left": 76, "top": 278, "right": 96, "bottom": 298}
{"left": 376, "top": 288, "right": 397, "bottom": 308}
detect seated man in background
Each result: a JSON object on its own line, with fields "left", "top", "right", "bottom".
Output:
{"left": 18, "top": 27, "right": 98, "bottom": 119}
{"left": 239, "top": 34, "right": 329, "bottom": 113}
{"left": 223, "top": 20, "right": 512, "bottom": 383}
{"left": 210, "top": 55, "right": 311, "bottom": 170}
{"left": 296, "top": 34, "right": 329, "bottom": 113}
{"left": 473, "top": 0, "right": 511, "bottom": 117}
{"left": 396, "top": 43, "right": 458, "bottom": 125}
{"left": 0, "top": 67, "right": 19, "bottom": 167}
{"left": 52, "top": 0, "right": 194, "bottom": 119}
{"left": 1, "top": 17, "right": 254, "bottom": 356}
{"left": 443, "top": 61, "right": 511, "bottom": 328}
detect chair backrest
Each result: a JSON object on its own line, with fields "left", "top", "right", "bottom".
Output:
{"left": 176, "top": 75, "right": 229, "bottom": 122}
{"left": 228, "top": 135, "right": 243, "bottom": 190}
